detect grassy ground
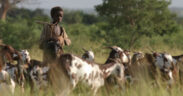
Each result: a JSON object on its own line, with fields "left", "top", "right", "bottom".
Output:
{"left": 8, "top": 46, "right": 183, "bottom": 96}
{"left": 12, "top": 78, "right": 183, "bottom": 96}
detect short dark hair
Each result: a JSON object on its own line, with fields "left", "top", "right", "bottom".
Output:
{"left": 50, "top": 6, "right": 63, "bottom": 18}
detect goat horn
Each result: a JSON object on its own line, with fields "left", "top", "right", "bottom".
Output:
{"left": 82, "top": 48, "right": 88, "bottom": 52}
{"left": 104, "top": 46, "right": 118, "bottom": 50}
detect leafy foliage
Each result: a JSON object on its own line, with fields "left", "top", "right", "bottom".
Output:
{"left": 0, "top": 8, "right": 49, "bottom": 49}
{"left": 0, "top": 19, "right": 41, "bottom": 49}
{"left": 0, "top": 6, "right": 182, "bottom": 53}
{"left": 96, "top": 0, "right": 179, "bottom": 48}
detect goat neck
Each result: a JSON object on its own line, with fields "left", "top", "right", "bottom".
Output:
{"left": 100, "top": 62, "right": 124, "bottom": 79}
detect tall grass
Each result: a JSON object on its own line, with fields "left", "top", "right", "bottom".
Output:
{"left": 12, "top": 76, "right": 183, "bottom": 96}
{"left": 10, "top": 44, "right": 183, "bottom": 96}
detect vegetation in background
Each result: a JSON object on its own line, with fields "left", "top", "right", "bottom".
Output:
{"left": 0, "top": 1, "right": 183, "bottom": 96}
{"left": 0, "top": 8, "right": 49, "bottom": 49}
{"left": 96, "top": 0, "right": 179, "bottom": 49}
{"left": 0, "top": 0, "right": 33, "bottom": 20}
{"left": 0, "top": 0, "right": 182, "bottom": 55}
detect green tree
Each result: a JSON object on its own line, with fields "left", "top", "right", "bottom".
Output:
{"left": 0, "top": 8, "right": 48, "bottom": 49}
{"left": 63, "top": 10, "right": 83, "bottom": 24}
{"left": 0, "top": 20, "right": 41, "bottom": 49}
{"left": 0, "top": 0, "right": 26, "bottom": 20}
{"left": 96, "top": 0, "right": 179, "bottom": 49}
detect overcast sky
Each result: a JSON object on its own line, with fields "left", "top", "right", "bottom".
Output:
{"left": 18, "top": 0, "right": 183, "bottom": 10}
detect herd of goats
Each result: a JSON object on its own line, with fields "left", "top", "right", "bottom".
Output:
{"left": 0, "top": 41, "right": 183, "bottom": 96}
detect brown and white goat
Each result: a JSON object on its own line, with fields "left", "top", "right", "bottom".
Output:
{"left": 0, "top": 45, "right": 18, "bottom": 70}
{"left": 0, "top": 45, "right": 24, "bottom": 94}
{"left": 103, "top": 46, "right": 130, "bottom": 91}
{"left": 172, "top": 54, "right": 183, "bottom": 63}
{"left": 82, "top": 48, "right": 95, "bottom": 62}
{"left": 130, "top": 52, "right": 176, "bottom": 85}
{"left": 20, "top": 50, "right": 31, "bottom": 64}
{"left": 104, "top": 46, "right": 130, "bottom": 64}
{"left": 20, "top": 50, "right": 49, "bottom": 90}
{"left": 55, "top": 48, "right": 125, "bottom": 95}
{"left": 0, "top": 70, "right": 16, "bottom": 95}
{"left": 172, "top": 54, "right": 183, "bottom": 83}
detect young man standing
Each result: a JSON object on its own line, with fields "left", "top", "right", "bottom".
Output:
{"left": 39, "top": 6, "right": 71, "bottom": 63}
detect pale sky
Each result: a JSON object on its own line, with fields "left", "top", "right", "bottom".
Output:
{"left": 18, "top": 0, "right": 183, "bottom": 10}
{"left": 18, "top": 0, "right": 103, "bottom": 9}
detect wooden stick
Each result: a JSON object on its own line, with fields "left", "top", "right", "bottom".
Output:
{"left": 35, "top": 21, "right": 50, "bottom": 25}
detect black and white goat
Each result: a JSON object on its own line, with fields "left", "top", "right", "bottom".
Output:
{"left": 0, "top": 70, "right": 16, "bottom": 95}
{"left": 20, "top": 50, "right": 49, "bottom": 90}
{"left": 130, "top": 52, "right": 176, "bottom": 85}
{"left": 104, "top": 46, "right": 130, "bottom": 64}
{"left": 103, "top": 46, "right": 130, "bottom": 90}
{"left": 82, "top": 48, "right": 95, "bottom": 62}
{"left": 0, "top": 45, "right": 24, "bottom": 95}
{"left": 172, "top": 54, "right": 183, "bottom": 83}
{"left": 55, "top": 46, "right": 126, "bottom": 96}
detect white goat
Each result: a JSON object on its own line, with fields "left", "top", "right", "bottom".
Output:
{"left": 82, "top": 48, "right": 95, "bottom": 62}
{"left": 20, "top": 50, "right": 31, "bottom": 64}
{"left": 20, "top": 50, "right": 50, "bottom": 90}
{"left": 130, "top": 52, "right": 176, "bottom": 85}
{"left": 56, "top": 46, "right": 126, "bottom": 95}
{"left": 0, "top": 70, "right": 16, "bottom": 95}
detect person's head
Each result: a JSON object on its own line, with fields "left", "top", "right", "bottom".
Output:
{"left": 51, "top": 6, "right": 63, "bottom": 23}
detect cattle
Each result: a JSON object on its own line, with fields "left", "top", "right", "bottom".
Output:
{"left": 43, "top": 39, "right": 63, "bottom": 65}
{"left": 103, "top": 46, "right": 130, "bottom": 91}
{"left": 104, "top": 46, "right": 130, "bottom": 64}
{"left": 172, "top": 54, "right": 183, "bottom": 63}
{"left": 0, "top": 45, "right": 25, "bottom": 83}
{"left": 19, "top": 50, "right": 50, "bottom": 90}
{"left": 0, "top": 45, "right": 18, "bottom": 70}
{"left": 131, "top": 52, "right": 144, "bottom": 66}
{"left": 0, "top": 70, "right": 16, "bottom": 95}
{"left": 129, "top": 52, "right": 176, "bottom": 85}
{"left": 82, "top": 48, "right": 95, "bottom": 62}
{"left": 53, "top": 46, "right": 126, "bottom": 96}
{"left": 25, "top": 48, "right": 95, "bottom": 92}
{"left": 172, "top": 54, "right": 183, "bottom": 84}
{"left": 153, "top": 53, "right": 176, "bottom": 85}
{"left": 20, "top": 50, "right": 31, "bottom": 64}
{"left": 0, "top": 44, "right": 24, "bottom": 94}
{"left": 19, "top": 45, "right": 124, "bottom": 94}
{"left": 29, "top": 62, "right": 49, "bottom": 90}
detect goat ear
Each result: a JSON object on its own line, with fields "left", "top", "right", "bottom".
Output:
{"left": 153, "top": 52, "right": 159, "bottom": 57}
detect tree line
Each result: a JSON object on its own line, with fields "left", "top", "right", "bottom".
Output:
{"left": 0, "top": 0, "right": 183, "bottom": 53}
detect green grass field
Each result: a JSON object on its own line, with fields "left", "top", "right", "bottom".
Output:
{"left": 4, "top": 46, "right": 183, "bottom": 96}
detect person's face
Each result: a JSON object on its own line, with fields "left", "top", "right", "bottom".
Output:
{"left": 53, "top": 11, "right": 63, "bottom": 23}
